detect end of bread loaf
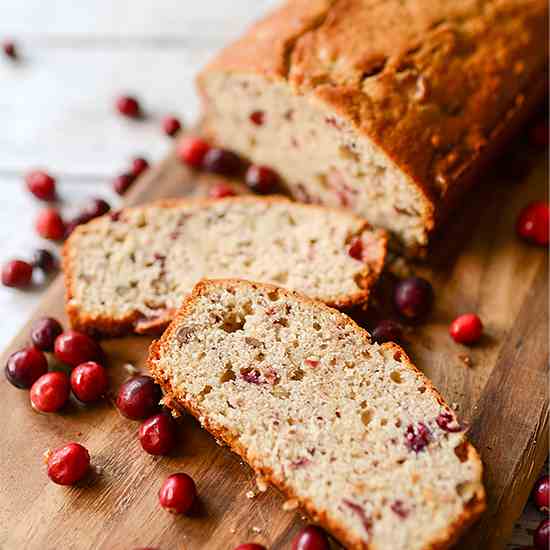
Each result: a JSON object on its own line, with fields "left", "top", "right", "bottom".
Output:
{"left": 149, "top": 279, "right": 485, "bottom": 550}
{"left": 199, "top": 72, "right": 434, "bottom": 252}
{"left": 63, "top": 197, "right": 386, "bottom": 337}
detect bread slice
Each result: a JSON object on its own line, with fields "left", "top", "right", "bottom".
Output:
{"left": 148, "top": 279, "right": 485, "bottom": 550}
{"left": 63, "top": 196, "right": 386, "bottom": 337}
{"left": 198, "top": 0, "right": 548, "bottom": 254}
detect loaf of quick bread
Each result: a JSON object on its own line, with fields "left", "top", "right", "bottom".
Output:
{"left": 148, "top": 279, "right": 486, "bottom": 550}
{"left": 198, "top": 0, "right": 549, "bottom": 254}
{"left": 63, "top": 197, "right": 386, "bottom": 336}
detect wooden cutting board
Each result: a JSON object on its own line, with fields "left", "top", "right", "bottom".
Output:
{"left": 0, "top": 140, "right": 548, "bottom": 550}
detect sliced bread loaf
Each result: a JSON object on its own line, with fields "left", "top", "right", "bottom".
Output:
{"left": 63, "top": 196, "right": 386, "bottom": 336}
{"left": 148, "top": 279, "right": 485, "bottom": 550}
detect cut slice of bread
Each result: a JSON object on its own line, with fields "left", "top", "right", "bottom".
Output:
{"left": 63, "top": 196, "right": 386, "bottom": 337}
{"left": 148, "top": 279, "right": 485, "bottom": 550}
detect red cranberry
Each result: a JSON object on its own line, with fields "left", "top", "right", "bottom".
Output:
{"left": 113, "top": 173, "right": 135, "bottom": 195}
{"left": 249, "top": 110, "right": 265, "bottom": 126}
{"left": 533, "top": 475, "right": 550, "bottom": 511}
{"left": 25, "top": 170, "right": 56, "bottom": 201}
{"left": 54, "top": 330, "right": 102, "bottom": 367}
{"left": 347, "top": 237, "right": 364, "bottom": 261}
{"left": 516, "top": 201, "right": 549, "bottom": 246}
{"left": 116, "top": 375, "right": 161, "bottom": 420}
{"left": 233, "top": 545, "right": 266, "bottom": 550}
{"left": 30, "top": 371, "right": 70, "bottom": 412}
{"left": 162, "top": 116, "right": 182, "bottom": 137}
{"left": 371, "top": 320, "right": 402, "bottom": 344}
{"left": 31, "top": 317, "right": 63, "bottom": 351}
{"left": 158, "top": 473, "right": 196, "bottom": 514}
{"left": 132, "top": 157, "right": 149, "bottom": 177}
{"left": 202, "top": 148, "right": 243, "bottom": 176}
{"left": 116, "top": 95, "right": 141, "bottom": 118}
{"left": 47, "top": 442, "right": 90, "bottom": 485}
{"left": 404, "top": 422, "right": 431, "bottom": 453}
{"left": 3, "top": 40, "right": 16, "bottom": 59}
{"left": 5, "top": 347, "right": 48, "bottom": 389}
{"left": 70, "top": 361, "right": 109, "bottom": 403}
{"left": 32, "top": 248, "right": 57, "bottom": 273}
{"left": 435, "top": 412, "right": 462, "bottom": 433}
{"left": 139, "top": 412, "right": 177, "bottom": 455}
{"left": 394, "top": 277, "right": 434, "bottom": 320}
{"left": 291, "top": 525, "right": 330, "bottom": 550}
{"left": 449, "top": 313, "right": 483, "bottom": 344}
{"left": 529, "top": 120, "right": 549, "bottom": 149}
{"left": 534, "top": 519, "right": 550, "bottom": 550}
{"left": 83, "top": 198, "right": 110, "bottom": 220}
{"left": 245, "top": 164, "right": 278, "bottom": 194}
{"left": 177, "top": 137, "right": 211, "bottom": 168}
{"left": 208, "top": 182, "right": 237, "bottom": 199}
{"left": 2, "top": 259, "right": 33, "bottom": 288}
{"left": 36, "top": 208, "right": 65, "bottom": 240}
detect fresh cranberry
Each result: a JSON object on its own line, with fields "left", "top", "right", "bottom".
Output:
{"left": 249, "top": 110, "right": 265, "bottom": 126}
{"left": 449, "top": 313, "right": 483, "bottom": 344}
{"left": 30, "top": 371, "right": 70, "bottom": 412}
{"left": 291, "top": 525, "right": 330, "bottom": 550}
{"left": 36, "top": 208, "right": 65, "bottom": 240}
{"left": 371, "top": 320, "right": 402, "bottom": 344}
{"left": 202, "top": 148, "right": 243, "bottom": 176}
{"left": 245, "top": 164, "right": 278, "bottom": 194}
{"left": 132, "top": 157, "right": 149, "bottom": 177}
{"left": 139, "top": 412, "right": 177, "bottom": 455}
{"left": 533, "top": 475, "right": 550, "bottom": 511}
{"left": 1, "top": 260, "right": 33, "bottom": 288}
{"left": 534, "top": 519, "right": 550, "bottom": 550}
{"left": 208, "top": 182, "right": 237, "bottom": 199}
{"left": 32, "top": 249, "right": 57, "bottom": 273}
{"left": 54, "top": 330, "right": 102, "bottom": 367}
{"left": 158, "top": 473, "right": 196, "bottom": 514}
{"left": 177, "top": 137, "right": 211, "bottom": 168}
{"left": 70, "top": 361, "right": 109, "bottom": 403}
{"left": 233, "top": 545, "right": 266, "bottom": 550}
{"left": 5, "top": 347, "right": 48, "bottom": 389}
{"left": 3, "top": 40, "right": 16, "bottom": 59}
{"left": 404, "top": 422, "right": 431, "bottom": 453}
{"left": 516, "top": 201, "right": 549, "bottom": 246}
{"left": 31, "top": 317, "right": 63, "bottom": 351}
{"left": 25, "top": 170, "right": 56, "bottom": 201}
{"left": 529, "top": 120, "right": 549, "bottom": 149}
{"left": 47, "top": 442, "right": 90, "bottom": 485}
{"left": 83, "top": 198, "right": 110, "bottom": 220}
{"left": 113, "top": 173, "right": 135, "bottom": 195}
{"left": 347, "top": 237, "right": 364, "bottom": 261}
{"left": 394, "top": 277, "right": 434, "bottom": 320}
{"left": 116, "top": 95, "right": 140, "bottom": 118}
{"left": 116, "top": 375, "right": 161, "bottom": 420}
{"left": 162, "top": 116, "right": 182, "bottom": 137}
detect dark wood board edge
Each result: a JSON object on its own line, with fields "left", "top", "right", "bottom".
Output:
{"left": 456, "top": 259, "right": 549, "bottom": 550}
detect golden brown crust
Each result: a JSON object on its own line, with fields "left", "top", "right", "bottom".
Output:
{"left": 62, "top": 195, "right": 387, "bottom": 338}
{"left": 147, "top": 278, "right": 486, "bottom": 550}
{"left": 199, "top": 0, "right": 549, "bottom": 251}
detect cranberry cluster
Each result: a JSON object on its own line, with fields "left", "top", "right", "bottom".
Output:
{"left": 1, "top": 170, "right": 114, "bottom": 290}
{"left": 5, "top": 317, "right": 106, "bottom": 412}
{"left": 176, "top": 136, "right": 280, "bottom": 196}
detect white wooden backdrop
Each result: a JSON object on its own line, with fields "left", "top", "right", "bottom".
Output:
{"left": 0, "top": 1, "right": 542, "bottom": 547}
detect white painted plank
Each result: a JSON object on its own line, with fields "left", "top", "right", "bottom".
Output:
{"left": 0, "top": 47, "right": 211, "bottom": 175}
{"left": 0, "top": 0, "right": 280, "bottom": 39}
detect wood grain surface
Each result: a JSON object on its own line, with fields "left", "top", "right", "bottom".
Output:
{"left": 0, "top": 137, "right": 548, "bottom": 550}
